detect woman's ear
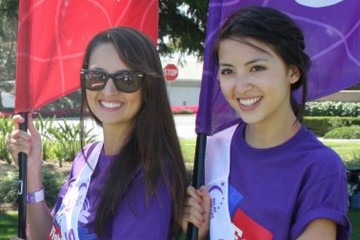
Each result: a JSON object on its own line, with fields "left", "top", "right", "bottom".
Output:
{"left": 289, "top": 65, "right": 301, "bottom": 84}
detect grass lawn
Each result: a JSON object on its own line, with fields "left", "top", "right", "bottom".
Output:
{"left": 0, "top": 211, "right": 17, "bottom": 240}
{"left": 322, "top": 140, "right": 360, "bottom": 168}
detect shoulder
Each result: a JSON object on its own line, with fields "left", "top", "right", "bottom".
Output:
{"left": 69, "top": 141, "right": 101, "bottom": 178}
{"left": 299, "top": 128, "right": 345, "bottom": 174}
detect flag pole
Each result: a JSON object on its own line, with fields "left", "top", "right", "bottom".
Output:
{"left": 18, "top": 112, "right": 28, "bottom": 239}
{"left": 186, "top": 133, "right": 207, "bottom": 240}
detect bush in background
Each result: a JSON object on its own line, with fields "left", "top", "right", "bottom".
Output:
{"left": 0, "top": 165, "right": 68, "bottom": 208}
{"left": 0, "top": 171, "right": 17, "bottom": 204}
{"left": 324, "top": 126, "right": 360, "bottom": 139}
{"left": 0, "top": 115, "right": 97, "bottom": 166}
{"left": 35, "top": 114, "right": 56, "bottom": 161}
{"left": 47, "top": 118, "right": 97, "bottom": 167}
{"left": 345, "top": 158, "right": 360, "bottom": 169}
{"left": 41, "top": 167, "right": 68, "bottom": 207}
{"left": 304, "top": 116, "right": 360, "bottom": 137}
{"left": 0, "top": 117, "right": 12, "bottom": 163}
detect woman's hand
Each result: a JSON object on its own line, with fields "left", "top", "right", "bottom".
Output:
{"left": 181, "top": 185, "right": 211, "bottom": 240}
{"left": 7, "top": 113, "right": 42, "bottom": 177}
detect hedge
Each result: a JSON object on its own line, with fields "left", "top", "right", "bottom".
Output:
{"left": 304, "top": 116, "right": 360, "bottom": 137}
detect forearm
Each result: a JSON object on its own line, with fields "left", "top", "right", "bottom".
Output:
{"left": 27, "top": 202, "right": 53, "bottom": 240}
{"left": 26, "top": 172, "right": 53, "bottom": 240}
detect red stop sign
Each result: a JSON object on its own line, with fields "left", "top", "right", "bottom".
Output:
{"left": 163, "top": 64, "right": 178, "bottom": 81}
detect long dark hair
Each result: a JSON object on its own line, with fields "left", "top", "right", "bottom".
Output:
{"left": 79, "top": 27, "right": 187, "bottom": 237}
{"left": 213, "top": 6, "right": 311, "bottom": 122}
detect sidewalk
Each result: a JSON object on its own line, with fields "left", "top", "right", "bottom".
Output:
{"left": 81, "top": 114, "right": 197, "bottom": 140}
{"left": 174, "top": 114, "right": 196, "bottom": 139}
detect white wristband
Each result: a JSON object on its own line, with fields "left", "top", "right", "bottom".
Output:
{"left": 27, "top": 187, "right": 45, "bottom": 204}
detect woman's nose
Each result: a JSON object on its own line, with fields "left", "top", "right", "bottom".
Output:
{"left": 102, "top": 78, "right": 118, "bottom": 94}
{"left": 234, "top": 75, "right": 252, "bottom": 93}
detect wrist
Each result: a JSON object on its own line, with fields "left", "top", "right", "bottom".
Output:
{"left": 27, "top": 187, "right": 45, "bottom": 204}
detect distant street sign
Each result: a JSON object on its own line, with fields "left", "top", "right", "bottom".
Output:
{"left": 164, "top": 64, "right": 178, "bottom": 81}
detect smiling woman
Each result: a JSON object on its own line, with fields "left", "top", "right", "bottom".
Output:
{"left": 181, "top": 6, "right": 351, "bottom": 239}
{"left": 7, "top": 27, "right": 187, "bottom": 240}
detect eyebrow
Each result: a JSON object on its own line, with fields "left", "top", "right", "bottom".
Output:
{"left": 219, "top": 58, "right": 268, "bottom": 67}
{"left": 219, "top": 63, "right": 233, "bottom": 67}
{"left": 245, "top": 58, "right": 269, "bottom": 66}
{"left": 88, "top": 67, "right": 105, "bottom": 71}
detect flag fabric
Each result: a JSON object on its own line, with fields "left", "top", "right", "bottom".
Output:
{"left": 196, "top": 0, "right": 360, "bottom": 136}
{"left": 15, "top": 0, "right": 159, "bottom": 113}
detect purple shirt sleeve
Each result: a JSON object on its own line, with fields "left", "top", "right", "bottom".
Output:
{"left": 229, "top": 124, "right": 351, "bottom": 239}
{"left": 290, "top": 151, "right": 351, "bottom": 239}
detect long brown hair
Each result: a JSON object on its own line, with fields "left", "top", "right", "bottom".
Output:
{"left": 79, "top": 27, "right": 187, "bottom": 237}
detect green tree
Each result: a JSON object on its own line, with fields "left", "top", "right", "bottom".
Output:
{"left": 0, "top": 0, "right": 18, "bottom": 109}
{"left": 159, "top": 0, "right": 207, "bottom": 60}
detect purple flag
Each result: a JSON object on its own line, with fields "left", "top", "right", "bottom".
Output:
{"left": 196, "top": 0, "right": 360, "bottom": 135}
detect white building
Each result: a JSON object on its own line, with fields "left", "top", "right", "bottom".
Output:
{"left": 162, "top": 56, "right": 202, "bottom": 107}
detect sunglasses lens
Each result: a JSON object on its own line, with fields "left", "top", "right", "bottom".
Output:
{"left": 113, "top": 72, "right": 141, "bottom": 93}
{"left": 81, "top": 69, "right": 142, "bottom": 92}
{"left": 82, "top": 71, "right": 106, "bottom": 90}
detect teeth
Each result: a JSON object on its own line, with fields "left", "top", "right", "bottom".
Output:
{"left": 239, "top": 97, "right": 262, "bottom": 106}
{"left": 100, "top": 101, "right": 121, "bottom": 109}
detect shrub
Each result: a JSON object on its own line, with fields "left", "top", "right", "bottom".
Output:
{"left": 42, "top": 167, "right": 68, "bottom": 207}
{"left": 0, "top": 165, "right": 67, "bottom": 207}
{"left": 46, "top": 118, "right": 97, "bottom": 167}
{"left": 345, "top": 158, "right": 360, "bottom": 169}
{"left": 0, "top": 117, "right": 13, "bottom": 163}
{"left": 304, "top": 117, "right": 360, "bottom": 136}
{"left": 171, "top": 106, "right": 198, "bottom": 114}
{"left": 35, "top": 114, "right": 56, "bottom": 161}
{"left": 0, "top": 171, "right": 17, "bottom": 204}
{"left": 324, "top": 126, "right": 360, "bottom": 139}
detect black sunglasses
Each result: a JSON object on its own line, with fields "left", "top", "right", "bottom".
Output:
{"left": 80, "top": 69, "right": 143, "bottom": 93}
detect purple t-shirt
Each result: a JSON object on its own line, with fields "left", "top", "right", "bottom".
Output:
{"left": 52, "top": 143, "right": 172, "bottom": 239}
{"left": 228, "top": 123, "right": 351, "bottom": 239}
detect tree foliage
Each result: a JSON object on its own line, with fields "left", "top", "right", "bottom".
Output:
{"left": 0, "top": 0, "right": 18, "bottom": 108}
{"left": 0, "top": 0, "right": 18, "bottom": 78}
{"left": 159, "top": 0, "right": 207, "bottom": 59}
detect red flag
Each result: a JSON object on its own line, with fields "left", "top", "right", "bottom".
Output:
{"left": 15, "top": 0, "right": 159, "bottom": 113}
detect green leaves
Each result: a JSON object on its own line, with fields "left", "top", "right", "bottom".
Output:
{"left": 0, "top": 116, "right": 12, "bottom": 163}
{"left": 46, "top": 118, "right": 97, "bottom": 167}
{"left": 0, "top": 115, "right": 97, "bottom": 167}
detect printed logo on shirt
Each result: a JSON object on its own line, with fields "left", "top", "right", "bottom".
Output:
{"left": 48, "top": 221, "right": 61, "bottom": 240}
{"left": 228, "top": 186, "right": 272, "bottom": 239}
{"left": 232, "top": 209, "right": 273, "bottom": 240}
{"left": 209, "top": 181, "right": 226, "bottom": 219}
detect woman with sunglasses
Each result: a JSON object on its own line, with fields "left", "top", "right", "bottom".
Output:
{"left": 181, "top": 6, "right": 350, "bottom": 239}
{"left": 8, "top": 27, "right": 187, "bottom": 239}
